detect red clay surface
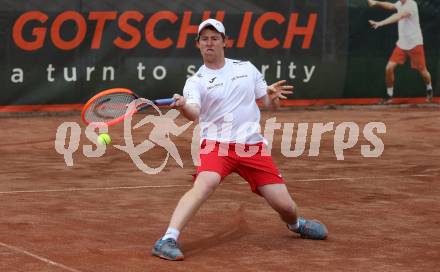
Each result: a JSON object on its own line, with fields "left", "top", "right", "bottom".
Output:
{"left": 0, "top": 106, "right": 439, "bottom": 272}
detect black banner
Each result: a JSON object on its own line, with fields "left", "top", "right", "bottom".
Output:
{"left": 0, "top": 0, "right": 438, "bottom": 106}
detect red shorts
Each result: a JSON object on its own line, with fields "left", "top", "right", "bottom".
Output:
{"left": 195, "top": 140, "right": 284, "bottom": 195}
{"left": 389, "top": 45, "right": 426, "bottom": 70}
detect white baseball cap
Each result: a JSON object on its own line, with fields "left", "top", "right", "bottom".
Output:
{"left": 197, "top": 18, "right": 226, "bottom": 39}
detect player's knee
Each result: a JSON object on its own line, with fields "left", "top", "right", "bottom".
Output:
{"left": 418, "top": 67, "right": 429, "bottom": 75}
{"left": 199, "top": 183, "right": 217, "bottom": 196}
{"left": 193, "top": 177, "right": 220, "bottom": 197}
{"left": 385, "top": 64, "right": 395, "bottom": 73}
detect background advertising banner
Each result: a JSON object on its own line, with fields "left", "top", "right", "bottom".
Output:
{"left": 0, "top": 0, "right": 438, "bottom": 108}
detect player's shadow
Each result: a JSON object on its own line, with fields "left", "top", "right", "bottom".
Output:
{"left": 181, "top": 204, "right": 249, "bottom": 257}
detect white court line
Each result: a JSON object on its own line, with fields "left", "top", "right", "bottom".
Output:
{"left": 294, "top": 174, "right": 434, "bottom": 182}
{"left": 0, "top": 242, "right": 82, "bottom": 272}
{"left": 0, "top": 174, "right": 434, "bottom": 195}
{"left": 235, "top": 174, "right": 434, "bottom": 184}
{"left": 0, "top": 184, "right": 191, "bottom": 195}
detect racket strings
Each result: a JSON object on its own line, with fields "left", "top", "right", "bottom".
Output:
{"left": 84, "top": 93, "right": 136, "bottom": 122}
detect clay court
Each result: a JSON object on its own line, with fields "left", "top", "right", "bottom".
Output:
{"left": 1, "top": 106, "right": 439, "bottom": 272}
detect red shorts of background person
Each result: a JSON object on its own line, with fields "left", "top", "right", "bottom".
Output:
{"left": 390, "top": 44, "right": 426, "bottom": 70}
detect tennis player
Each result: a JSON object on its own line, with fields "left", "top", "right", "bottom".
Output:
{"left": 368, "top": 0, "right": 434, "bottom": 103}
{"left": 152, "top": 18, "right": 328, "bottom": 261}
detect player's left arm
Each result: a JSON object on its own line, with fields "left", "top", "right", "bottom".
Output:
{"left": 369, "top": 10, "right": 411, "bottom": 29}
{"left": 259, "top": 80, "right": 293, "bottom": 111}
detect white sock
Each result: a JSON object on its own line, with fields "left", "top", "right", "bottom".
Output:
{"left": 162, "top": 227, "right": 180, "bottom": 241}
{"left": 387, "top": 87, "right": 394, "bottom": 97}
{"left": 288, "top": 218, "right": 305, "bottom": 231}
{"left": 427, "top": 84, "right": 433, "bottom": 90}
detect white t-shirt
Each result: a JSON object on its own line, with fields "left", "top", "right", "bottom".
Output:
{"left": 394, "top": 0, "right": 423, "bottom": 50}
{"left": 183, "top": 58, "right": 268, "bottom": 144}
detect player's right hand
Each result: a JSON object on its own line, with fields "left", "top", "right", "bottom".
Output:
{"left": 369, "top": 20, "right": 382, "bottom": 29}
{"left": 171, "top": 93, "right": 186, "bottom": 110}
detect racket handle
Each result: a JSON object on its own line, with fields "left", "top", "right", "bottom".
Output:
{"left": 154, "top": 98, "right": 175, "bottom": 106}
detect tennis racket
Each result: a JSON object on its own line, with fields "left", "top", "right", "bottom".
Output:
{"left": 81, "top": 88, "right": 175, "bottom": 126}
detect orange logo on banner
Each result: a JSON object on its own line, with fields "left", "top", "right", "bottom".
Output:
{"left": 13, "top": 10, "right": 318, "bottom": 51}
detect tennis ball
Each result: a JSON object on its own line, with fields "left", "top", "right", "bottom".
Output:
{"left": 97, "top": 133, "right": 111, "bottom": 145}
